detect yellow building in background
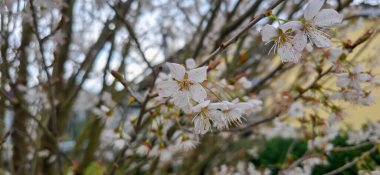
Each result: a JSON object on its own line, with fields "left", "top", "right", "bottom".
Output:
{"left": 342, "top": 19, "right": 380, "bottom": 128}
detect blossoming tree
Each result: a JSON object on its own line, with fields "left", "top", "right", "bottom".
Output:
{"left": 0, "top": 0, "right": 380, "bottom": 174}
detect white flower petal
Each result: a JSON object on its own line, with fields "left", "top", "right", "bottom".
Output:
{"left": 157, "top": 80, "right": 180, "bottom": 97}
{"left": 189, "top": 83, "right": 207, "bottom": 103}
{"left": 194, "top": 116, "right": 210, "bottom": 134}
{"left": 188, "top": 66, "right": 208, "bottom": 83}
{"left": 173, "top": 91, "right": 190, "bottom": 108}
{"left": 185, "top": 58, "right": 196, "bottom": 69}
{"left": 328, "top": 48, "right": 343, "bottom": 61}
{"left": 277, "top": 42, "right": 301, "bottom": 63}
{"left": 182, "top": 104, "right": 193, "bottom": 114}
{"left": 306, "top": 43, "right": 314, "bottom": 52}
{"left": 336, "top": 75, "right": 349, "bottom": 87}
{"left": 304, "top": 0, "right": 324, "bottom": 21}
{"left": 199, "top": 100, "right": 210, "bottom": 108}
{"left": 314, "top": 9, "right": 343, "bottom": 27}
{"left": 308, "top": 30, "right": 331, "bottom": 48}
{"left": 261, "top": 24, "right": 278, "bottom": 42}
{"left": 166, "top": 63, "right": 185, "bottom": 81}
{"left": 234, "top": 102, "right": 252, "bottom": 111}
{"left": 293, "top": 32, "right": 307, "bottom": 52}
{"left": 208, "top": 102, "right": 228, "bottom": 110}
{"left": 352, "top": 65, "right": 364, "bottom": 73}
{"left": 192, "top": 100, "right": 210, "bottom": 112}
{"left": 207, "top": 110, "right": 226, "bottom": 128}
{"left": 358, "top": 73, "right": 371, "bottom": 81}
{"left": 192, "top": 103, "right": 203, "bottom": 113}
{"left": 280, "top": 21, "right": 304, "bottom": 32}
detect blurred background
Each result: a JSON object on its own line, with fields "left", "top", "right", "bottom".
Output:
{"left": 0, "top": 0, "right": 380, "bottom": 174}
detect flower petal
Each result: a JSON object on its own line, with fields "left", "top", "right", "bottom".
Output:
{"left": 208, "top": 102, "right": 228, "bottom": 110}
{"left": 293, "top": 31, "right": 307, "bottom": 52}
{"left": 314, "top": 9, "right": 343, "bottom": 27}
{"left": 157, "top": 80, "right": 180, "bottom": 97}
{"left": 304, "top": 0, "right": 324, "bottom": 21}
{"left": 188, "top": 66, "right": 208, "bottom": 83}
{"left": 192, "top": 100, "right": 210, "bottom": 113}
{"left": 352, "top": 65, "right": 364, "bottom": 73}
{"left": 185, "top": 58, "right": 196, "bottom": 69}
{"left": 166, "top": 63, "right": 185, "bottom": 81}
{"left": 280, "top": 21, "right": 304, "bottom": 32}
{"left": 189, "top": 83, "right": 207, "bottom": 103}
{"left": 234, "top": 102, "right": 252, "bottom": 111}
{"left": 277, "top": 42, "right": 301, "bottom": 63}
{"left": 261, "top": 24, "right": 278, "bottom": 42}
{"left": 308, "top": 30, "right": 331, "bottom": 48}
{"left": 358, "top": 73, "right": 371, "bottom": 82}
{"left": 173, "top": 91, "right": 190, "bottom": 108}
{"left": 207, "top": 110, "right": 226, "bottom": 128}
{"left": 194, "top": 116, "right": 210, "bottom": 134}
{"left": 336, "top": 74, "right": 349, "bottom": 87}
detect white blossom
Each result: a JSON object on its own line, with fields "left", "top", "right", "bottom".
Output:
{"left": 336, "top": 65, "right": 371, "bottom": 89}
{"left": 157, "top": 63, "right": 208, "bottom": 109}
{"left": 217, "top": 99, "right": 250, "bottom": 128}
{"left": 176, "top": 139, "right": 199, "bottom": 151}
{"left": 192, "top": 100, "right": 226, "bottom": 134}
{"left": 299, "top": 0, "right": 343, "bottom": 48}
{"left": 308, "top": 136, "right": 333, "bottom": 152}
{"left": 261, "top": 22, "right": 306, "bottom": 63}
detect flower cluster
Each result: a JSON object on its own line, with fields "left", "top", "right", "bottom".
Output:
{"left": 261, "top": 0, "right": 343, "bottom": 63}
{"left": 157, "top": 60, "right": 262, "bottom": 134}
{"left": 332, "top": 65, "right": 379, "bottom": 105}
{"left": 346, "top": 122, "right": 380, "bottom": 145}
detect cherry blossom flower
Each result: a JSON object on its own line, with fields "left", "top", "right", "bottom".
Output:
{"left": 192, "top": 100, "right": 226, "bottom": 134}
{"left": 330, "top": 89, "right": 364, "bottom": 104}
{"left": 220, "top": 99, "right": 255, "bottom": 127}
{"left": 359, "top": 93, "right": 375, "bottom": 106}
{"left": 157, "top": 63, "right": 208, "bottom": 109}
{"left": 299, "top": 0, "right": 343, "bottom": 48}
{"left": 174, "top": 132, "right": 199, "bottom": 151}
{"left": 346, "top": 130, "right": 370, "bottom": 145}
{"left": 308, "top": 136, "right": 333, "bottom": 152}
{"left": 336, "top": 65, "right": 371, "bottom": 89}
{"left": 176, "top": 139, "right": 199, "bottom": 151}
{"left": 261, "top": 22, "right": 306, "bottom": 63}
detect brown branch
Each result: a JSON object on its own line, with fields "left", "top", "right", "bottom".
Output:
{"left": 192, "top": 0, "right": 222, "bottom": 60}
{"left": 323, "top": 146, "right": 377, "bottom": 175}
{"left": 200, "top": 0, "right": 286, "bottom": 67}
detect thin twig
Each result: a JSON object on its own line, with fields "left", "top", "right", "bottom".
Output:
{"left": 323, "top": 146, "right": 377, "bottom": 175}
{"left": 199, "top": 0, "right": 286, "bottom": 66}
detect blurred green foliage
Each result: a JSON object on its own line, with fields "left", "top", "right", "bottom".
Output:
{"left": 253, "top": 135, "right": 380, "bottom": 175}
